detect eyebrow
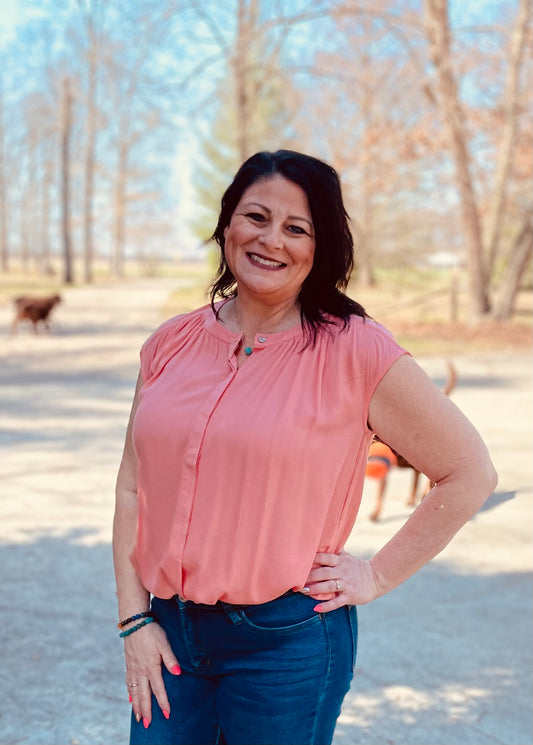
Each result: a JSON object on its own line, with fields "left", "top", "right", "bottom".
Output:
{"left": 243, "top": 201, "right": 314, "bottom": 229}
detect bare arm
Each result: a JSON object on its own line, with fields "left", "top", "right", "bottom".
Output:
{"left": 367, "top": 354, "right": 497, "bottom": 594}
{"left": 113, "top": 372, "right": 180, "bottom": 728}
{"left": 301, "top": 355, "right": 498, "bottom": 610}
{"left": 113, "top": 373, "right": 149, "bottom": 620}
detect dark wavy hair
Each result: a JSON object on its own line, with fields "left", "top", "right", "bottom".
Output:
{"left": 210, "top": 150, "right": 367, "bottom": 344}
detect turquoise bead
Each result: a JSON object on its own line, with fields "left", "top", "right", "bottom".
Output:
{"left": 244, "top": 346, "right": 253, "bottom": 355}
{"left": 118, "top": 616, "right": 154, "bottom": 638}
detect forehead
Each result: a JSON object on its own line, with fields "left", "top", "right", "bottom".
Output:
{"left": 237, "top": 176, "right": 312, "bottom": 216}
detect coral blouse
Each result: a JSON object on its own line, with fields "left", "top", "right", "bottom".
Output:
{"left": 131, "top": 303, "right": 406, "bottom": 605}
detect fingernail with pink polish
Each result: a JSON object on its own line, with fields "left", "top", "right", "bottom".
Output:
{"left": 172, "top": 664, "right": 181, "bottom": 675}
{"left": 128, "top": 694, "right": 132, "bottom": 703}
{"left": 163, "top": 709, "right": 170, "bottom": 720}
{"left": 143, "top": 718, "right": 149, "bottom": 729}
{"left": 314, "top": 604, "right": 323, "bottom": 612}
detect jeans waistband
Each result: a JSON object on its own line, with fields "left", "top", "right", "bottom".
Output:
{"left": 176, "top": 589, "right": 294, "bottom": 611}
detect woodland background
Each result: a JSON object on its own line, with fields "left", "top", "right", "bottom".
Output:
{"left": 0, "top": 0, "right": 531, "bottom": 336}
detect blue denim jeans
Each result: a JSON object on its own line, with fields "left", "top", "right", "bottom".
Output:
{"left": 130, "top": 591, "right": 357, "bottom": 745}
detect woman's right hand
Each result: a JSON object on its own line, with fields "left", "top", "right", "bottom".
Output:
{"left": 124, "top": 621, "right": 181, "bottom": 729}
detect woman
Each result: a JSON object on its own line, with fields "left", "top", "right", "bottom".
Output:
{"left": 113, "top": 150, "right": 497, "bottom": 745}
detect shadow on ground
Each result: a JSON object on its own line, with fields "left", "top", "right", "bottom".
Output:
{"left": 0, "top": 528, "right": 531, "bottom": 745}
{"left": 335, "top": 559, "right": 532, "bottom": 745}
{"left": 1, "top": 530, "right": 129, "bottom": 745}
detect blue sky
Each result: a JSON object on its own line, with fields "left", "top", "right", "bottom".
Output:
{"left": 0, "top": 0, "right": 515, "bottom": 257}
{"left": 0, "top": 0, "right": 22, "bottom": 38}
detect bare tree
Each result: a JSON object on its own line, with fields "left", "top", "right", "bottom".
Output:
{"left": 234, "top": 0, "right": 253, "bottom": 162}
{"left": 39, "top": 140, "right": 55, "bottom": 274}
{"left": 424, "top": 0, "right": 532, "bottom": 320}
{"left": 296, "top": 7, "right": 442, "bottom": 286}
{"left": 485, "top": 0, "right": 531, "bottom": 280}
{"left": 0, "top": 77, "right": 8, "bottom": 272}
{"left": 60, "top": 76, "right": 74, "bottom": 284}
{"left": 424, "top": 0, "right": 489, "bottom": 319}
{"left": 187, "top": 0, "right": 335, "bottom": 241}
{"left": 493, "top": 208, "right": 533, "bottom": 320}
{"left": 101, "top": 3, "right": 178, "bottom": 277}
{"left": 77, "top": 0, "right": 108, "bottom": 283}
{"left": 2, "top": 0, "right": 529, "bottom": 304}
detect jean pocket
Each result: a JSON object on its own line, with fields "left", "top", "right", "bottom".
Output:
{"left": 236, "top": 594, "right": 323, "bottom": 634}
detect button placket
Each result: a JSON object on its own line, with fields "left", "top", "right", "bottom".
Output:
{"left": 173, "top": 363, "right": 239, "bottom": 588}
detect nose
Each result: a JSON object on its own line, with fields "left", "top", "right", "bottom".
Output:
{"left": 258, "top": 223, "right": 284, "bottom": 250}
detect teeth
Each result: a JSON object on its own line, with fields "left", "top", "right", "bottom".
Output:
{"left": 249, "top": 253, "right": 284, "bottom": 268}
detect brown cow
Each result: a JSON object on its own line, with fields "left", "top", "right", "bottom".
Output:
{"left": 11, "top": 294, "right": 62, "bottom": 334}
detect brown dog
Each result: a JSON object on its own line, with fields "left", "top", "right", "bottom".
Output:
{"left": 367, "top": 361, "right": 457, "bottom": 521}
{"left": 11, "top": 294, "right": 62, "bottom": 334}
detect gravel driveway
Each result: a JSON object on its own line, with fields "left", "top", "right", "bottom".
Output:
{"left": 0, "top": 278, "right": 531, "bottom": 745}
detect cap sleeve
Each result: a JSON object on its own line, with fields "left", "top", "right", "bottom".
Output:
{"left": 139, "top": 305, "right": 210, "bottom": 383}
{"left": 360, "top": 319, "right": 410, "bottom": 403}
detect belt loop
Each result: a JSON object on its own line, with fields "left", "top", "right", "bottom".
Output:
{"left": 221, "top": 603, "right": 245, "bottom": 624}
{"left": 175, "top": 594, "right": 189, "bottom": 610}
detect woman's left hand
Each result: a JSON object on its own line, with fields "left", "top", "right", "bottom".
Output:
{"left": 296, "top": 550, "right": 380, "bottom": 612}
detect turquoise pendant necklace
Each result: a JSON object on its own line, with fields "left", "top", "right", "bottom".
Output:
{"left": 229, "top": 301, "right": 253, "bottom": 357}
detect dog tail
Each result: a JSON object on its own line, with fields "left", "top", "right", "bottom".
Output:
{"left": 442, "top": 360, "right": 457, "bottom": 396}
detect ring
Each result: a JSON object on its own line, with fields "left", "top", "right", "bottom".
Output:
{"left": 335, "top": 579, "right": 343, "bottom": 592}
{"left": 127, "top": 682, "right": 139, "bottom": 687}
{"left": 135, "top": 713, "right": 142, "bottom": 723}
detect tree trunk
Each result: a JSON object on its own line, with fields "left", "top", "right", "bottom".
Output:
{"left": 61, "top": 77, "right": 74, "bottom": 285}
{"left": 19, "top": 139, "right": 35, "bottom": 272}
{"left": 234, "top": 0, "right": 250, "bottom": 164}
{"left": 424, "top": 0, "right": 490, "bottom": 319}
{"left": 40, "top": 154, "right": 53, "bottom": 273}
{"left": 83, "top": 38, "right": 97, "bottom": 283}
{"left": 0, "top": 91, "right": 8, "bottom": 272}
{"left": 78, "top": 0, "right": 108, "bottom": 282}
{"left": 358, "top": 68, "right": 376, "bottom": 287}
{"left": 354, "top": 157, "right": 377, "bottom": 287}
{"left": 484, "top": 0, "right": 531, "bottom": 280}
{"left": 112, "top": 139, "right": 128, "bottom": 278}
{"left": 492, "top": 209, "right": 533, "bottom": 320}
{"left": 27, "top": 134, "right": 39, "bottom": 271}
{"left": 233, "top": 0, "right": 260, "bottom": 163}
{"left": 20, "top": 181, "right": 30, "bottom": 271}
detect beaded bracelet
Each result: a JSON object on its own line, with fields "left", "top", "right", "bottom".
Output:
{"left": 117, "top": 611, "right": 153, "bottom": 629}
{"left": 119, "top": 617, "right": 155, "bottom": 638}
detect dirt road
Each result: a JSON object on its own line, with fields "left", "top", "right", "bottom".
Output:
{"left": 0, "top": 279, "right": 531, "bottom": 745}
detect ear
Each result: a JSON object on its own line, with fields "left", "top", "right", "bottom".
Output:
{"left": 223, "top": 225, "right": 229, "bottom": 239}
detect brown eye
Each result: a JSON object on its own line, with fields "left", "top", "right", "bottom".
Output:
{"left": 246, "top": 212, "right": 266, "bottom": 222}
{"left": 288, "top": 225, "right": 307, "bottom": 235}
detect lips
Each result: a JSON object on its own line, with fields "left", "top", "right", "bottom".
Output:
{"left": 247, "top": 252, "right": 286, "bottom": 269}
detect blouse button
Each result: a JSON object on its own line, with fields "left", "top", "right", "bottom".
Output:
{"left": 258, "top": 337, "right": 267, "bottom": 343}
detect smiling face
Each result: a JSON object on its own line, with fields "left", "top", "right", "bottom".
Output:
{"left": 223, "top": 176, "right": 315, "bottom": 307}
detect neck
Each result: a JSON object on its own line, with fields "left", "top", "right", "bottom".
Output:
{"left": 234, "top": 295, "right": 300, "bottom": 333}
{"left": 223, "top": 295, "right": 301, "bottom": 345}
